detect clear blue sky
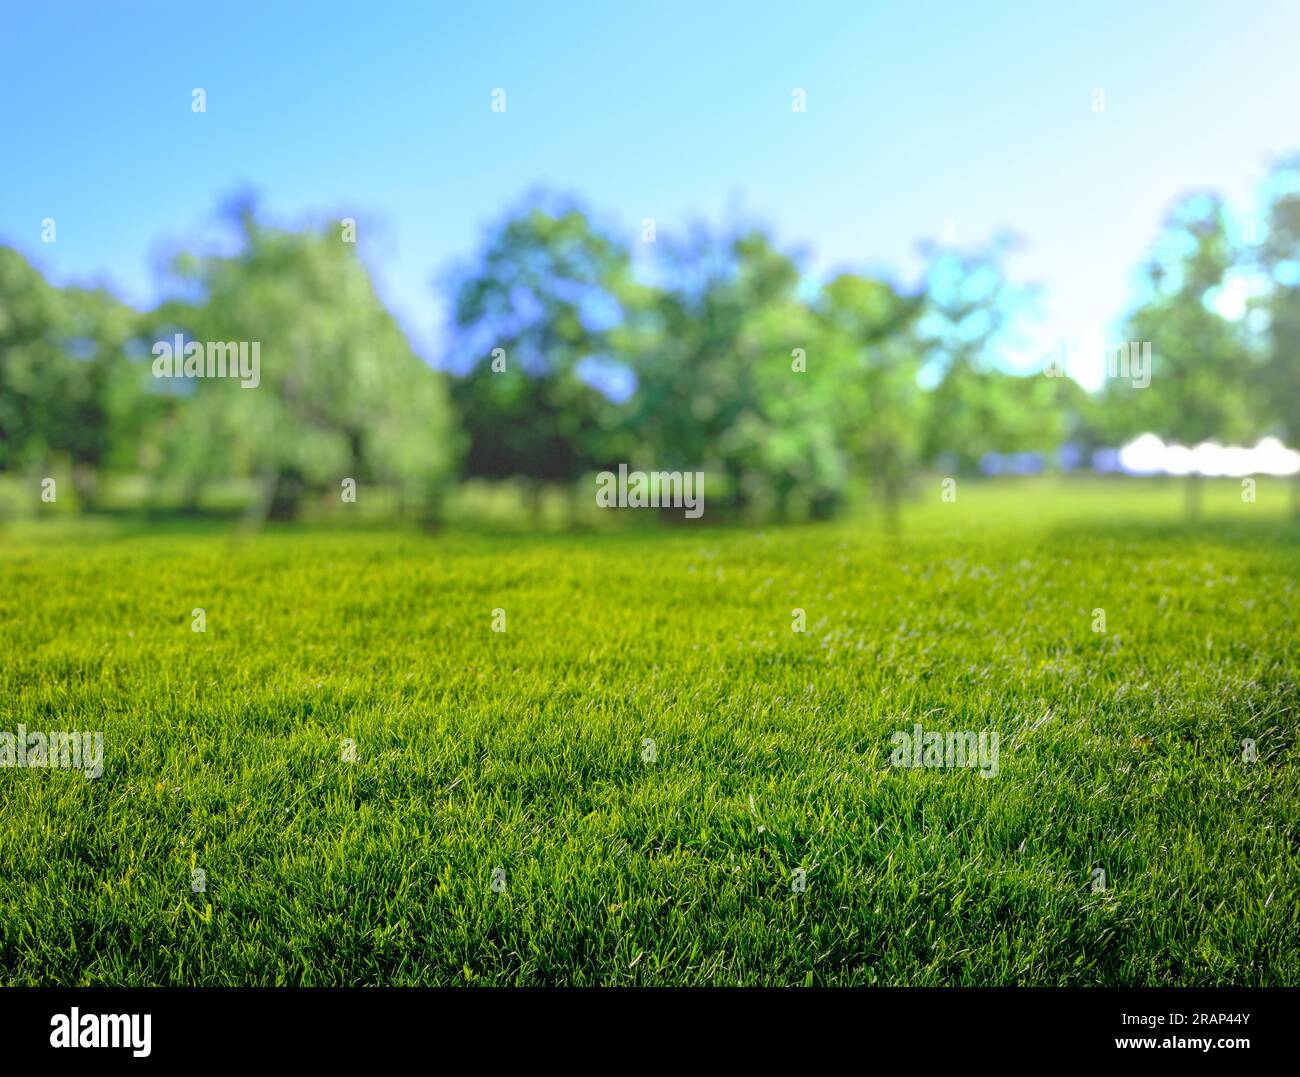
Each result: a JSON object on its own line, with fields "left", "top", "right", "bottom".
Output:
{"left": 3, "top": 1, "right": 1299, "bottom": 388}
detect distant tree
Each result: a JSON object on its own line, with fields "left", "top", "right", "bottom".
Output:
{"left": 1254, "top": 154, "right": 1300, "bottom": 512}
{"left": 1049, "top": 374, "right": 1114, "bottom": 467}
{"left": 448, "top": 197, "right": 630, "bottom": 517}
{"left": 158, "top": 201, "right": 459, "bottom": 521}
{"left": 1117, "top": 193, "right": 1255, "bottom": 516}
{"left": 0, "top": 248, "right": 145, "bottom": 507}
{"left": 0, "top": 248, "right": 68, "bottom": 474}
{"left": 816, "top": 274, "right": 926, "bottom": 530}
{"left": 915, "top": 238, "right": 1050, "bottom": 473}
{"left": 925, "top": 365, "right": 1074, "bottom": 475}
{"left": 622, "top": 227, "right": 846, "bottom": 520}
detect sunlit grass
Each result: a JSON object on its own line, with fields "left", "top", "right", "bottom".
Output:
{"left": 0, "top": 478, "right": 1296, "bottom": 984}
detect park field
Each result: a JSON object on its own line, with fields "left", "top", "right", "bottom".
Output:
{"left": 1, "top": 477, "right": 1297, "bottom": 985}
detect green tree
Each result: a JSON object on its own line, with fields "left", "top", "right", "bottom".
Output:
{"left": 622, "top": 228, "right": 845, "bottom": 520}
{"left": 1117, "top": 193, "right": 1255, "bottom": 516}
{"left": 449, "top": 197, "right": 630, "bottom": 519}
{"left": 158, "top": 202, "right": 459, "bottom": 521}
{"left": 0, "top": 248, "right": 145, "bottom": 507}
{"left": 925, "top": 366, "right": 1073, "bottom": 474}
{"left": 915, "top": 239, "right": 1052, "bottom": 473}
{"left": 816, "top": 274, "right": 926, "bottom": 530}
{"left": 1254, "top": 154, "right": 1300, "bottom": 512}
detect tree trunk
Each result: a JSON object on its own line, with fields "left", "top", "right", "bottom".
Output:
{"left": 1184, "top": 473, "right": 1204, "bottom": 520}
{"left": 72, "top": 463, "right": 99, "bottom": 512}
{"left": 569, "top": 483, "right": 586, "bottom": 530}
{"left": 243, "top": 465, "right": 303, "bottom": 529}
{"left": 881, "top": 479, "right": 903, "bottom": 535}
{"left": 526, "top": 480, "right": 544, "bottom": 524}
{"left": 267, "top": 468, "right": 305, "bottom": 521}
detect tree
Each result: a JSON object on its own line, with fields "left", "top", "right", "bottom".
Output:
{"left": 0, "top": 247, "right": 69, "bottom": 475}
{"left": 622, "top": 227, "right": 846, "bottom": 520}
{"left": 924, "top": 365, "right": 1074, "bottom": 475}
{"left": 816, "top": 274, "right": 926, "bottom": 530}
{"left": 157, "top": 202, "right": 459, "bottom": 521}
{"left": 0, "top": 248, "right": 145, "bottom": 508}
{"left": 1254, "top": 154, "right": 1300, "bottom": 513}
{"left": 915, "top": 238, "right": 1053, "bottom": 474}
{"left": 1117, "top": 193, "right": 1255, "bottom": 516}
{"left": 448, "top": 196, "right": 630, "bottom": 518}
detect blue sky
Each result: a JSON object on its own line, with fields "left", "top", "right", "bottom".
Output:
{"left": 3, "top": 1, "right": 1299, "bottom": 388}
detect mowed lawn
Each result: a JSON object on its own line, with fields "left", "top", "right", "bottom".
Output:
{"left": 1, "top": 478, "right": 1297, "bottom": 985}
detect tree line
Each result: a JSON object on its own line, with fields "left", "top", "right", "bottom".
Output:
{"left": 2, "top": 155, "right": 1298, "bottom": 524}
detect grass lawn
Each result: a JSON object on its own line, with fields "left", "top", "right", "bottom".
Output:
{"left": 1, "top": 477, "right": 1297, "bottom": 985}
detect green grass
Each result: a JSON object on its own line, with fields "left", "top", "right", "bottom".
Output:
{"left": 1, "top": 477, "right": 1297, "bottom": 985}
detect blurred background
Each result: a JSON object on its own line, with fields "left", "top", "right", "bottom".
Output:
{"left": 2, "top": 1, "right": 1299, "bottom": 529}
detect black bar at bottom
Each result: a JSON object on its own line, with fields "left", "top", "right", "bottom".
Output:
{"left": 4, "top": 986, "right": 1293, "bottom": 1064}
